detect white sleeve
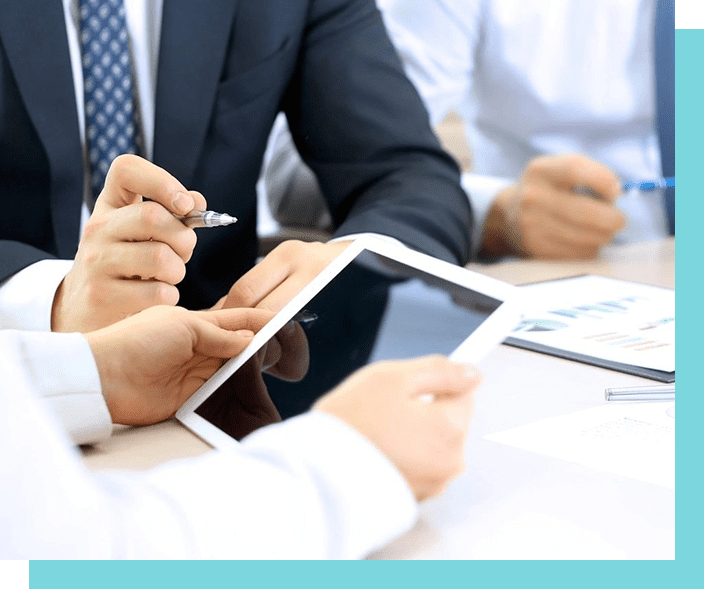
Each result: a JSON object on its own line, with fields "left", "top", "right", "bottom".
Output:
{"left": 378, "top": 0, "right": 481, "bottom": 126}
{"left": 263, "top": 113, "right": 333, "bottom": 230}
{"left": 1, "top": 334, "right": 417, "bottom": 559}
{"left": 7, "top": 330, "right": 112, "bottom": 445}
{"left": 0, "top": 259, "right": 73, "bottom": 331}
{"left": 461, "top": 172, "right": 514, "bottom": 254}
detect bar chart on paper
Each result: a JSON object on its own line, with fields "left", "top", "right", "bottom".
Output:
{"left": 506, "top": 275, "right": 674, "bottom": 379}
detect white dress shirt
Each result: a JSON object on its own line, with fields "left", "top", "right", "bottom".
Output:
{"left": 380, "top": 0, "right": 669, "bottom": 250}
{"left": 0, "top": 330, "right": 417, "bottom": 559}
{"left": 263, "top": 0, "right": 669, "bottom": 250}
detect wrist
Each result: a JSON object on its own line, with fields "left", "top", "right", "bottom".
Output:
{"left": 84, "top": 330, "right": 126, "bottom": 423}
{"left": 478, "top": 185, "right": 524, "bottom": 258}
{"left": 50, "top": 278, "right": 67, "bottom": 332}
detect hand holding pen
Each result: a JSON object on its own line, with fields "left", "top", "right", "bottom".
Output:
{"left": 487, "top": 153, "right": 625, "bottom": 259}
{"left": 53, "top": 155, "right": 221, "bottom": 333}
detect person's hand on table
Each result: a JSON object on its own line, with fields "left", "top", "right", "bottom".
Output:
{"left": 480, "top": 154, "right": 626, "bottom": 259}
{"left": 314, "top": 355, "right": 481, "bottom": 501}
{"left": 52, "top": 154, "right": 207, "bottom": 333}
{"left": 84, "top": 305, "right": 274, "bottom": 425}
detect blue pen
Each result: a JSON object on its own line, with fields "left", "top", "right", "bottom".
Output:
{"left": 574, "top": 176, "right": 675, "bottom": 200}
{"left": 622, "top": 177, "right": 675, "bottom": 191}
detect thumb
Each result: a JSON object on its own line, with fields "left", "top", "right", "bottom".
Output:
{"left": 402, "top": 356, "right": 482, "bottom": 400}
{"left": 190, "top": 319, "right": 256, "bottom": 358}
{"left": 189, "top": 308, "right": 275, "bottom": 358}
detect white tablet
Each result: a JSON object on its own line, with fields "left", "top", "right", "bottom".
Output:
{"left": 177, "top": 236, "right": 521, "bottom": 449}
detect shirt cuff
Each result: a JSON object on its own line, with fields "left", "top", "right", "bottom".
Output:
{"left": 243, "top": 411, "right": 419, "bottom": 559}
{"left": 0, "top": 259, "right": 73, "bottom": 331}
{"left": 13, "top": 330, "right": 112, "bottom": 445}
{"left": 461, "top": 173, "right": 513, "bottom": 255}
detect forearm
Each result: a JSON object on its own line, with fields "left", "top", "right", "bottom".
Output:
{"left": 3, "top": 372, "right": 416, "bottom": 559}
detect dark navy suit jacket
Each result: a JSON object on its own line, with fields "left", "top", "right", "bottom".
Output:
{"left": 0, "top": 0, "right": 473, "bottom": 412}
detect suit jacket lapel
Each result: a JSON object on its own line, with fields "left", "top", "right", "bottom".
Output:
{"left": 0, "top": 0, "right": 84, "bottom": 258}
{"left": 154, "top": 0, "right": 238, "bottom": 188}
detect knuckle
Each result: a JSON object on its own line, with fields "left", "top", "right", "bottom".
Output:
{"left": 151, "top": 242, "right": 172, "bottom": 268}
{"left": 180, "top": 230, "right": 198, "bottom": 261}
{"left": 106, "top": 154, "right": 130, "bottom": 180}
{"left": 519, "top": 184, "right": 539, "bottom": 204}
{"left": 152, "top": 282, "right": 180, "bottom": 306}
{"left": 81, "top": 217, "right": 107, "bottom": 241}
{"left": 228, "top": 279, "right": 258, "bottom": 305}
{"left": 425, "top": 355, "right": 448, "bottom": 372}
{"left": 563, "top": 153, "right": 584, "bottom": 176}
{"left": 525, "top": 156, "right": 549, "bottom": 178}
{"left": 140, "top": 200, "right": 169, "bottom": 227}
{"left": 79, "top": 247, "right": 101, "bottom": 269}
{"left": 173, "top": 261, "right": 187, "bottom": 284}
{"left": 274, "top": 239, "right": 307, "bottom": 262}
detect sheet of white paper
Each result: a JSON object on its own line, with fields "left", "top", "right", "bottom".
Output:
{"left": 485, "top": 402, "right": 675, "bottom": 489}
{"left": 512, "top": 275, "right": 674, "bottom": 372}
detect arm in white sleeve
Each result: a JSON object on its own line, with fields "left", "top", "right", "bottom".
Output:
{"left": 378, "top": 0, "right": 480, "bottom": 127}
{"left": 0, "top": 259, "right": 73, "bottom": 331}
{"left": 263, "top": 113, "right": 333, "bottom": 231}
{"left": 1, "top": 336, "right": 417, "bottom": 559}
{"left": 7, "top": 330, "right": 112, "bottom": 445}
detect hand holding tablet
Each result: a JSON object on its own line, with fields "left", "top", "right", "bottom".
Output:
{"left": 178, "top": 236, "right": 520, "bottom": 446}
{"left": 314, "top": 355, "right": 481, "bottom": 501}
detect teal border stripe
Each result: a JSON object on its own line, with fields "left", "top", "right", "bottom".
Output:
{"left": 674, "top": 28, "right": 699, "bottom": 570}
{"left": 29, "top": 560, "right": 677, "bottom": 588}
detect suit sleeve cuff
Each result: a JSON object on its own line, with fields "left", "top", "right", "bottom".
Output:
{"left": 13, "top": 330, "right": 112, "bottom": 445}
{"left": 0, "top": 259, "right": 73, "bottom": 331}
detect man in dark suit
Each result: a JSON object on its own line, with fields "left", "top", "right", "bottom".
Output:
{"left": 0, "top": 0, "right": 472, "bottom": 411}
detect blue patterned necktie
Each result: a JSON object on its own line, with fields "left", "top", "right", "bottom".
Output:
{"left": 655, "top": 0, "right": 675, "bottom": 235}
{"left": 79, "top": 0, "right": 143, "bottom": 205}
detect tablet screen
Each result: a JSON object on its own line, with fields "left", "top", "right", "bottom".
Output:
{"left": 194, "top": 249, "right": 503, "bottom": 440}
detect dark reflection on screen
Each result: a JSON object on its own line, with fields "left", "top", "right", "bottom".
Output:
{"left": 196, "top": 250, "right": 502, "bottom": 440}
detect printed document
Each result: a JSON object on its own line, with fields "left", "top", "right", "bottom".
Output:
{"left": 485, "top": 402, "right": 675, "bottom": 489}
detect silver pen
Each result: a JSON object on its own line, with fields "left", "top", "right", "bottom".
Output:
{"left": 179, "top": 209, "right": 238, "bottom": 228}
{"left": 605, "top": 384, "right": 674, "bottom": 402}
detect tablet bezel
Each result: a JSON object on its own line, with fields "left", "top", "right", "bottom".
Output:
{"left": 176, "top": 236, "right": 521, "bottom": 449}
